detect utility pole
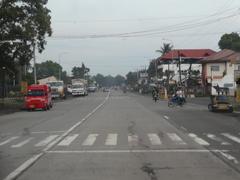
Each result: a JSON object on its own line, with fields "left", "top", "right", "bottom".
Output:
{"left": 33, "top": 43, "right": 37, "bottom": 84}
{"left": 155, "top": 59, "right": 158, "bottom": 82}
{"left": 178, "top": 51, "right": 182, "bottom": 86}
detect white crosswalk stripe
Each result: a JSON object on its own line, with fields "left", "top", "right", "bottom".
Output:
{"left": 35, "top": 135, "right": 59, "bottom": 147}
{"left": 105, "top": 134, "right": 118, "bottom": 146}
{"left": 11, "top": 137, "right": 34, "bottom": 148}
{"left": 188, "top": 133, "right": 210, "bottom": 146}
{"left": 0, "top": 136, "right": 19, "bottom": 146}
{"left": 206, "top": 134, "right": 230, "bottom": 145}
{"left": 167, "top": 133, "right": 186, "bottom": 145}
{"left": 148, "top": 133, "right": 162, "bottom": 145}
{"left": 82, "top": 134, "right": 98, "bottom": 146}
{"left": 128, "top": 134, "right": 139, "bottom": 146}
{"left": 58, "top": 134, "right": 79, "bottom": 146}
{"left": 221, "top": 133, "right": 240, "bottom": 144}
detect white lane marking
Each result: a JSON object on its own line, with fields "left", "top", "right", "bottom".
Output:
{"left": 188, "top": 133, "right": 210, "bottom": 146}
{"left": 105, "top": 134, "right": 118, "bottom": 146}
{"left": 11, "top": 137, "right": 34, "bottom": 148}
{"left": 3, "top": 92, "right": 110, "bottom": 180}
{"left": 57, "top": 134, "right": 79, "bottom": 146}
{"left": 128, "top": 134, "right": 139, "bottom": 146}
{"left": 31, "top": 131, "right": 65, "bottom": 134}
{"left": 164, "top": 116, "right": 169, "bottom": 120}
{"left": 147, "top": 133, "right": 162, "bottom": 145}
{"left": 82, "top": 134, "right": 99, "bottom": 146}
{"left": 0, "top": 136, "right": 19, "bottom": 146}
{"left": 167, "top": 133, "right": 186, "bottom": 145}
{"left": 206, "top": 134, "right": 230, "bottom": 145}
{"left": 35, "top": 135, "right": 58, "bottom": 147}
{"left": 221, "top": 133, "right": 240, "bottom": 144}
{"left": 219, "top": 151, "right": 239, "bottom": 164}
{"left": 3, "top": 153, "right": 44, "bottom": 180}
{"left": 46, "top": 149, "right": 229, "bottom": 154}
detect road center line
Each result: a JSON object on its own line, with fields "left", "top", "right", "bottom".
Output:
{"left": 3, "top": 92, "right": 110, "bottom": 180}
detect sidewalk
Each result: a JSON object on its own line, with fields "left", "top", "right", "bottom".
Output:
{"left": 0, "top": 97, "right": 24, "bottom": 115}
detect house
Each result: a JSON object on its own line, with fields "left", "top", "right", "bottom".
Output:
{"left": 201, "top": 49, "right": 240, "bottom": 96}
{"left": 157, "top": 49, "right": 216, "bottom": 81}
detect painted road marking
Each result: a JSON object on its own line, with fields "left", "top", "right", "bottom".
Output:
{"left": 188, "top": 133, "right": 210, "bottom": 146}
{"left": 147, "top": 133, "right": 162, "bottom": 145}
{"left": 167, "top": 133, "right": 186, "bottom": 145}
{"left": 0, "top": 136, "right": 19, "bottom": 146}
{"left": 31, "top": 131, "right": 65, "bottom": 134}
{"left": 35, "top": 135, "right": 58, "bottom": 147}
{"left": 3, "top": 92, "right": 110, "bottom": 180}
{"left": 105, "top": 134, "right": 118, "bottom": 146}
{"left": 221, "top": 133, "right": 240, "bottom": 144}
{"left": 82, "top": 134, "right": 99, "bottom": 146}
{"left": 128, "top": 134, "right": 139, "bottom": 146}
{"left": 164, "top": 116, "right": 169, "bottom": 120}
{"left": 206, "top": 134, "right": 230, "bottom": 145}
{"left": 58, "top": 134, "right": 79, "bottom": 146}
{"left": 218, "top": 150, "right": 239, "bottom": 164}
{"left": 47, "top": 149, "right": 229, "bottom": 154}
{"left": 11, "top": 137, "right": 34, "bottom": 148}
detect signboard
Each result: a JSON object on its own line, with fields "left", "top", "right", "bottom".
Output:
{"left": 20, "top": 81, "right": 28, "bottom": 95}
{"left": 139, "top": 73, "right": 148, "bottom": 78}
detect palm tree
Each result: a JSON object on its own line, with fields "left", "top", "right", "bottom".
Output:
{"left": 156, "top": 43, "right": 173, "bottom": 56}
{"left": 156, "top": 43, "right": 173, "bottom": 90}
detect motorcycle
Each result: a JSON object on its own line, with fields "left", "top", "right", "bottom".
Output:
{"left": 153, "top": 93, "right": 159, "bottom": 102}
{"left": 168, "top": 96, "right": 186, "bottom": 107}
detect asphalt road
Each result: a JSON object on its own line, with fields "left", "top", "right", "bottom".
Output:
{"left": 1, "top": 91, "right": 240, "bottom": 180}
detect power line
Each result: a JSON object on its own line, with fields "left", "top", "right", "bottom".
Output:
{"left": 50, "top": 10, "right": 240, "bottom": 40}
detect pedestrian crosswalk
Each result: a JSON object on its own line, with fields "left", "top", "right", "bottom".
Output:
{"left": 1, "top": 132, "right": 240, "bottom": 149}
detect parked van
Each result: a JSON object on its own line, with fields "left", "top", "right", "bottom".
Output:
{"left": 25, "top": 84, "right": 53, "bottom": 111}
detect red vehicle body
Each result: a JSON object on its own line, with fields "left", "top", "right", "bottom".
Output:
{"left": 25, "top": 84, "right": 53, "bottom": 111}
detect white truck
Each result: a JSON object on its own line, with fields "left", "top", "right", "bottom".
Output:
{"left": 44, "top": 81, "right": 66, "bottom": 99}
{"left": 71, "top": 79, "right": 88, "bottom": 96}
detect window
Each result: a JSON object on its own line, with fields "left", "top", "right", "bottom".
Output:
{"left": 211, "top": 65, "right": 220, "bottom": 71}
{"left": 237, "top": 65, "right": 240, "bottom": 70}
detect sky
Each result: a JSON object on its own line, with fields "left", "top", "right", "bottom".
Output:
{"left": 37, "top": 0, "right": 240, "bottom": 76}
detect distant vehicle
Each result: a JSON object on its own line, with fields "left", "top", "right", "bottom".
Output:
{"left": 103, "top": 87, "right": 110, "bottom": 92}
{"left": 67, "top": 84, "right": 72, "bottom": 94}
{"left": 25, "top": 84, "right": 53, "bottom": 111}
{"left": 46, "top": 81, "right": 66, "bottom": 99}
{"left": 88, "top": 84, "right": 97, "bottom": 92}
{"left": 71, "top": 79, "right": 88, "bottom": 96}
{"left": 208, "top": 95, "right": 233, "bottom": 113}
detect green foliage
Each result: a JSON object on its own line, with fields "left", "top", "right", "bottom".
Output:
{"left": 156, "top": 43, "right": 173, "bottom": 55}
{"left": 36, "top": 60, "right": 61, "bottom": 79}
{"left": 71, "top": 63, "right": 90, "bottom": 79}
{"left": 115, "top": 75, "right": 126, "bottom": 86}
{"left": 147, "top": 60, "right": 157, "bottom": 78}
{"left": 0, "top": 0, "right": 52, "bottom": 71}
{"left": 126, "top": 72, "right": 138, "bottom": 86}
{"left": 218, "top": 32, "right": 240, "bottom": 52}
{"left": 93, "top": 74, "right": 126, "bottom": 87}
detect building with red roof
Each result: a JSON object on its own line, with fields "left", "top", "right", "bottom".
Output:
{"left": 158, "top": 49, "right": 216, "bottom": 64}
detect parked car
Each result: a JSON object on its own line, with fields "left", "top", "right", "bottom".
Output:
{"left": 25, "top": 84, "right": 53, "bottom": 111}
{"left": 208, "top": 95, "right": 233, "bottom": 113}
{"left": 88, "top": 85, "right": 97, "bottom": 92}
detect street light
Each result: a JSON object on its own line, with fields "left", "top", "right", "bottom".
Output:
{"left": 58, "top": 52, "right": 69, "bottom": 80}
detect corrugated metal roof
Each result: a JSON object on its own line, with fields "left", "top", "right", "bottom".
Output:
{"left": 200, "top": 49, "right": 240, "bottom": 63}
{"left": 159, "top": 49, "right": 216, "bottom": 61}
